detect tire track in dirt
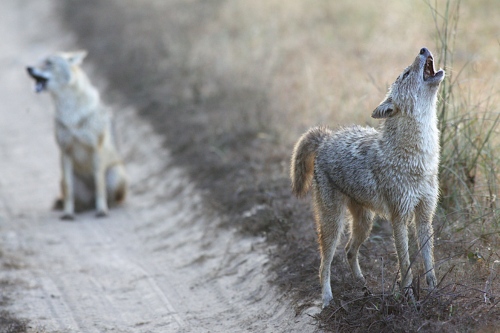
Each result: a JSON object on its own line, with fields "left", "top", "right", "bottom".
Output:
{"left": 0, "top": 0, "right": 314, "bottom": 332}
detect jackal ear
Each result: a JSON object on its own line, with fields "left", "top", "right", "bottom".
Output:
{"left": 66, "top": 50, "right": 88, "bottom": 66}
{"left": 372, "top": 97, "right": 396, "bottom": 119}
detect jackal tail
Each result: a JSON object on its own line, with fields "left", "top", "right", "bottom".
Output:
{"left": 290, "top": 126, "right": 331, "bottom": 197}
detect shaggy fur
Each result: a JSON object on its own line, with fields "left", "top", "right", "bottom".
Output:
{"left": 290, "top": 48, "right": 445, "bottom": 308}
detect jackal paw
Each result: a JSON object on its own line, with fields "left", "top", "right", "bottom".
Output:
{"left": 60, "top": 213, "right": 75, "bottom": 221}
{"left": 426, "top": 274, "right": 437, "bottom": 289}
{"left": 96, "top": 210, "right": 108, "bottom": 218}
{"left": 396, "top": 281, "right": 417, "bottom": 302}
{"left": 354, "top": 273, "right": 366, "bottom": 285}
{"left": 322, "top": 293, "right": 334, "bottom": 309}
{"left": 362, "top": 286, "right": 372, "bottom": 297}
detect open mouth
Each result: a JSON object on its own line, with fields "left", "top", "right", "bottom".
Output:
{"left": 26, "top": 67, "right": 49, "bottom": 93}
{"left": 423, "top": 56, "right": 444, "bottom": 82}
{"left": 423, "top": 56, "right": 435, "bottom": 80}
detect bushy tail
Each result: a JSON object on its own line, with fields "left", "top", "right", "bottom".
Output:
{"left": 290, "top": 126, "right": 332, "bottom": 197}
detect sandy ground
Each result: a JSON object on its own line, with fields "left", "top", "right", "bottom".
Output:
{"left": 0, "top": 1, "right": 314, "bottom": 332}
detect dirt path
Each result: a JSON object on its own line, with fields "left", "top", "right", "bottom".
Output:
{"left": 0, "top": 1, "right": 314, "bottom": 332}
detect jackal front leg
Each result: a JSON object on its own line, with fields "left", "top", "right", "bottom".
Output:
{"left": 392, "top": 213, "right": 414, "bottom": 295}
{"left": 93, "top": 148, "right": 108, "bottom": 217}
{"left": 61, "top": 153, "right": 75, "bottom": 220}
{"left": 415, "top": 198, "right": 438, "bottom": 290}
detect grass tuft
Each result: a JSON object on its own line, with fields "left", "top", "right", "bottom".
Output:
{"left": 430, "top": 0, "right": 500, "bottom": 228}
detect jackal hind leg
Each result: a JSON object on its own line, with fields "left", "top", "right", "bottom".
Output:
{"left": 313, "top": 184, "right": 347, "bottom": 308}
{"left": 345, "top": 200, "right": 374, "bottom": 283}
{"left": 407, "top": 214, "right": 419, "bottom": 267}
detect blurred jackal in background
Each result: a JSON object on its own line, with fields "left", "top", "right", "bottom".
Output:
{"left": 27, "top": 51, "right": 127, "bottom": 220}
{"left": 290, "top": 48, "right": 445, "bottom": 308}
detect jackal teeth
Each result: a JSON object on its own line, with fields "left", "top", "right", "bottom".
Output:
{"left": 424, "top": 56, "right": 436, "bottom": 80}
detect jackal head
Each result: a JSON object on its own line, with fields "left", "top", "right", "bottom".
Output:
{"left": 26, "top": 51, "right": 88, "bottom": 93}
{"left": 372, "top": 47, "right": 445, "bottom": 119}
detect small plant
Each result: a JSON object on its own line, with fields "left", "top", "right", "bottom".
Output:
{"left": 426, "top": 0, "right": 500, "bottom": 228}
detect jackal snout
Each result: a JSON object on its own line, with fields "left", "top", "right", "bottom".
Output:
{"left": 26, "top": 51, "right": 87, "bottom": 94}
{"left": 419, "top": 47, "right": 444, "bottom": 84}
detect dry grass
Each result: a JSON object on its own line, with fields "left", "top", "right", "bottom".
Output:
{"left": 61, "top": 0, "right": 500, "bottom": 331}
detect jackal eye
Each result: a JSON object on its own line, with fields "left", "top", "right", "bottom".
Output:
{"left": 402, "top": 71, "right": 410, "bottom": 80}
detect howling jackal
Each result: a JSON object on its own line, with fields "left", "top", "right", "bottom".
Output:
{"left": 27, "top": 51, "right": 127, "bottom": 220}
{"left": 290, "top": 48, "right": 444, "bottom": 308}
